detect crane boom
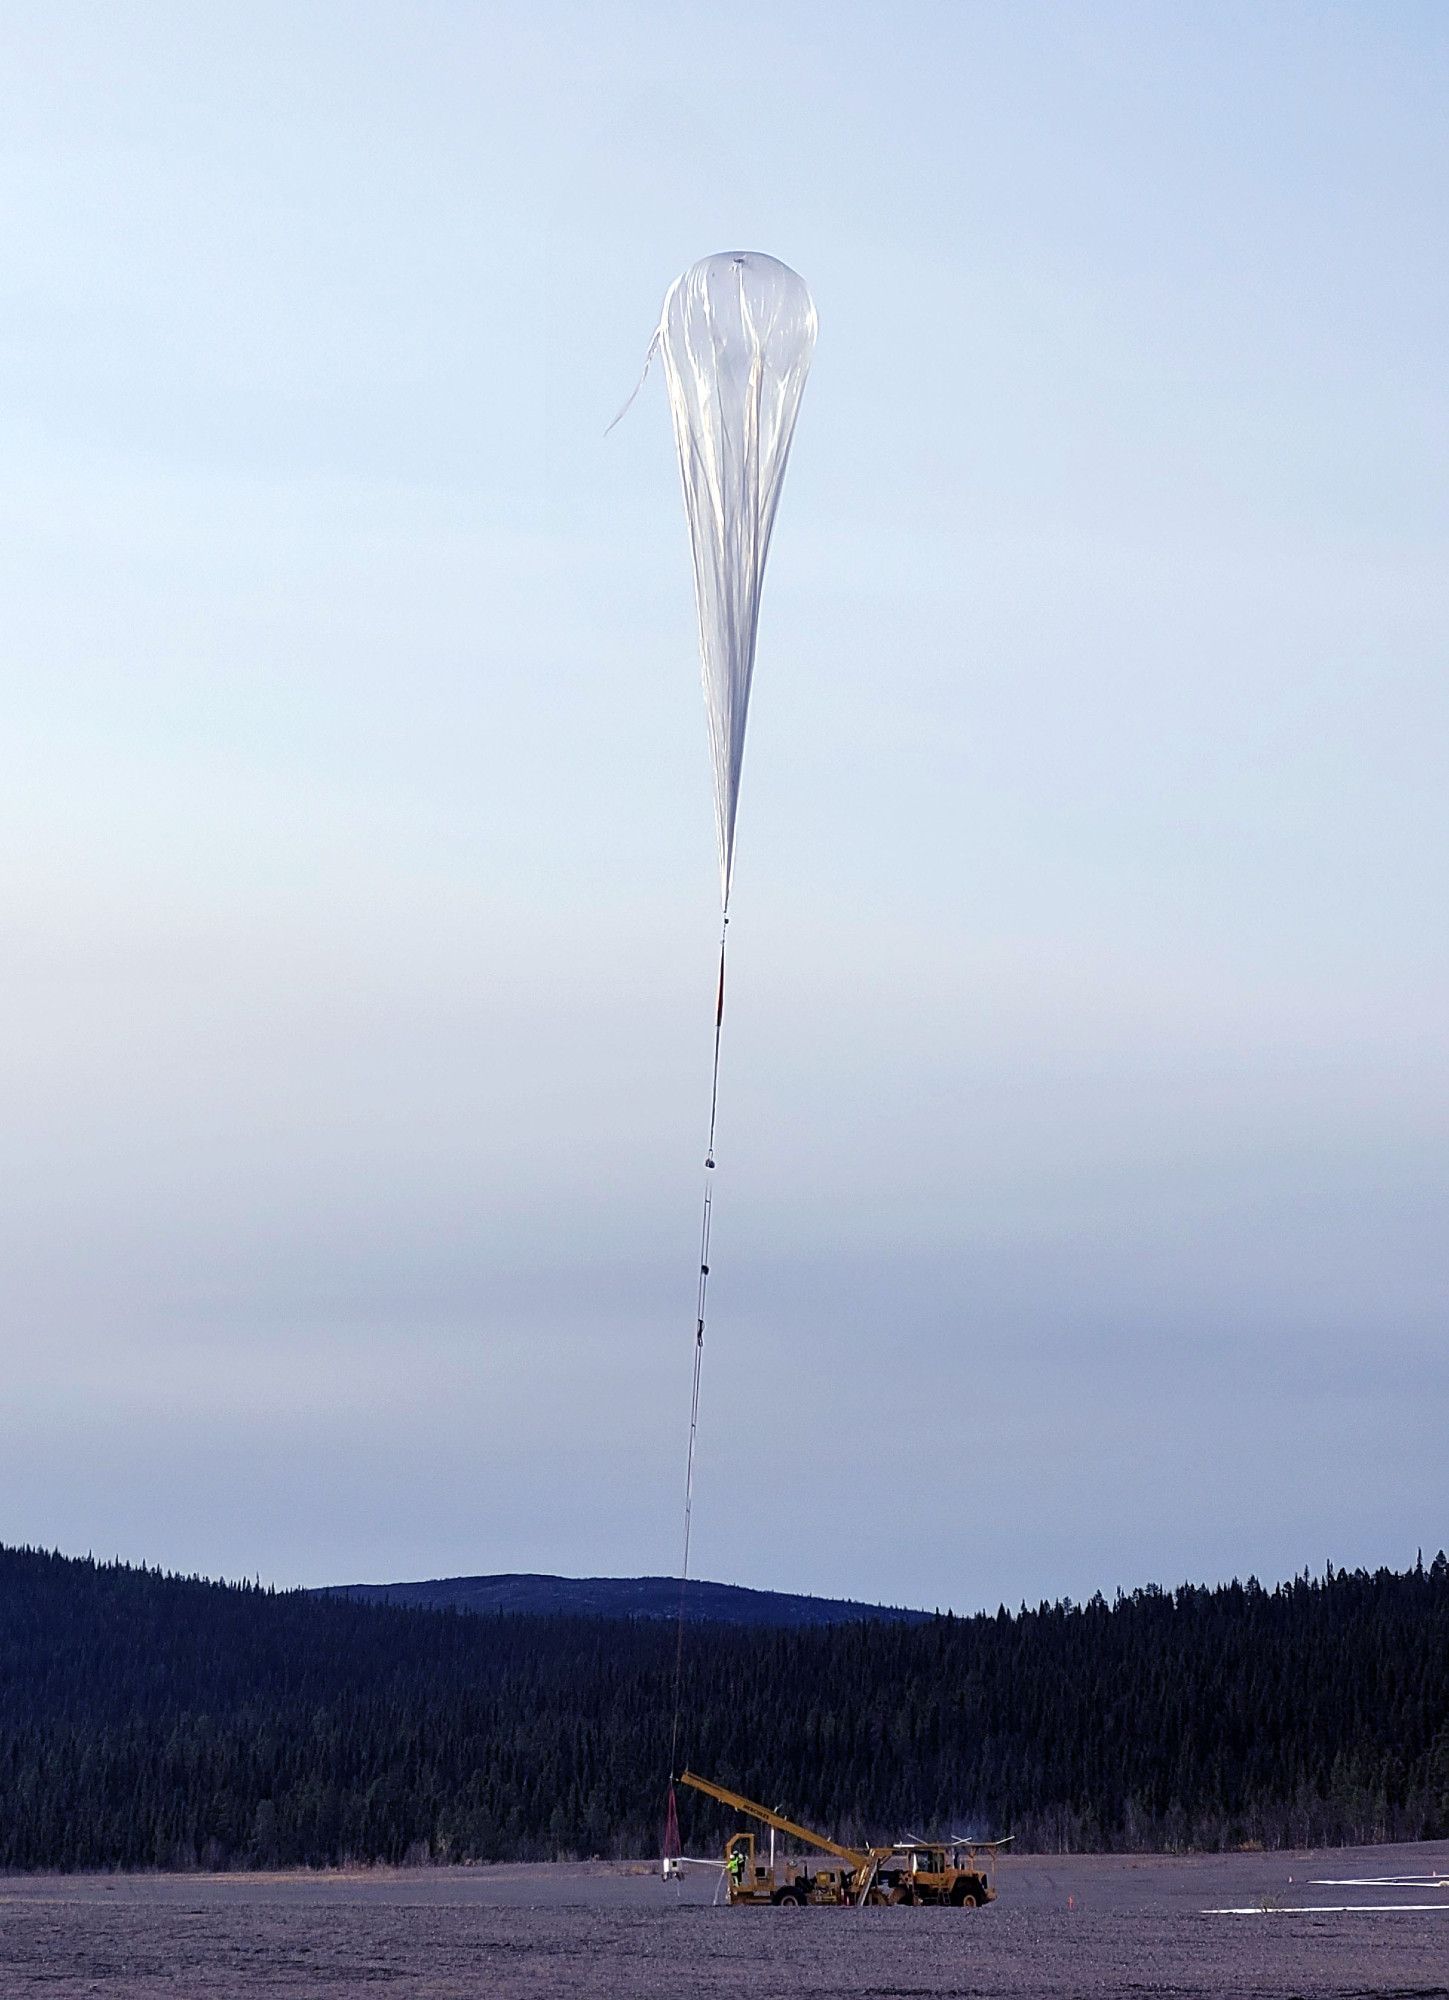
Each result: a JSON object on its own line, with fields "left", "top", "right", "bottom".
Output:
{"left": 678, "top": 1770, "right": 872, "bottom": 1871}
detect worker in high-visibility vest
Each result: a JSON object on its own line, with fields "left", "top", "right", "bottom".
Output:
{"left": 728, "top": 1848, "right": 745, "bottom": 1886}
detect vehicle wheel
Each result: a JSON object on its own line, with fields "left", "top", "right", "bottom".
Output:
{"left": 773, "top": 1889, "right": 802, "bottom": 1906}
{"left": 951, "top": 1882, "right": 984, "bottom": 1908}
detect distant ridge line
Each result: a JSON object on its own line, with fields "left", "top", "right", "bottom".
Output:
{"left": 310, "top": 1572, "right": 932, "bottom": 1628}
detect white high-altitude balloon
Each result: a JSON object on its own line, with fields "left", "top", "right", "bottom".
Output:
{"left": 657, "top": 252, "right": 816, "bottom": 908}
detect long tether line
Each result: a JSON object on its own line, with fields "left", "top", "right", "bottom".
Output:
{"left": 667, "top": 911, "right": 729, "bottom": 1790}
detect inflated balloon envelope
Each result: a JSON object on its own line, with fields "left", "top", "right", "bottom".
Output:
{"left": 646, "top": 250, "right": 817, "bottom": 909}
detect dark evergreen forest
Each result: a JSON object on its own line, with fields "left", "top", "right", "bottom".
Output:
{"left": 2, "top": 1543, "right": 1446, "bottom": 1871}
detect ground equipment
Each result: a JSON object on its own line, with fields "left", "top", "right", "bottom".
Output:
{"left": 678, "top": 1770, "right": 1006, "bottom": 1908}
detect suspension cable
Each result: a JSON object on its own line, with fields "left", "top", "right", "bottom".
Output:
{"left": 667, "top": 910, "right": 728, "bottom": 1791}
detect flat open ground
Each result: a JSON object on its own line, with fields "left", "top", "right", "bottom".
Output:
{"left": 1, "top": 1839, "right": 1445, "bottom": 1997}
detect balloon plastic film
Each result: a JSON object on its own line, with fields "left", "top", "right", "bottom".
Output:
{"left": 657, "top": 252, "right": 817, "bottom": 908}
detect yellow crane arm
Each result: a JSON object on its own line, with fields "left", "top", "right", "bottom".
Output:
{"left": 678, "top": 1770, "right": 872, "bottom": 1871}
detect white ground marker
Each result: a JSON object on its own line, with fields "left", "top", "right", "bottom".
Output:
{"left": 1205, "top": 1903, "right": 1449, "bottom": 1915}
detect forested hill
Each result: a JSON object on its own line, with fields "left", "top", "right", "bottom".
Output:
{"left": 313, "top": 1571, "right": 929, "bottom": 1626}
{"left": 2, "top": 1543, "right": 1447, "bottom": 1872}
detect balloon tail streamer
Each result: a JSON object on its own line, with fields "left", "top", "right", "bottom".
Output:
{"left": 605, "top": 326, "right": 662, "bottom": 436}
{"left": 666, "top": 912, "right": 729, "bottom": 1793}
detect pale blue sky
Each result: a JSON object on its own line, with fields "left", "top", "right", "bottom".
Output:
{"left": 2, "top": 2, "right": 1445, "bottom": 1609}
